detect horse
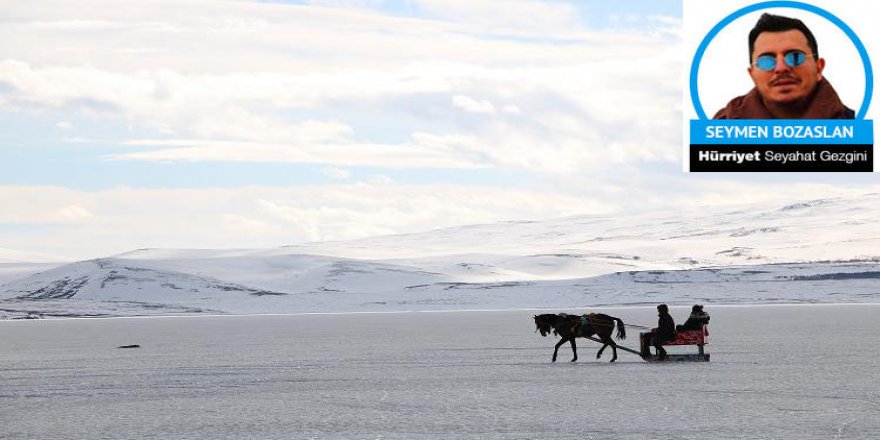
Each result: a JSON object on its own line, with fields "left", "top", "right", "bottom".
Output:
{"left": 533, "top": 313, "right": 627, "bottom": 363}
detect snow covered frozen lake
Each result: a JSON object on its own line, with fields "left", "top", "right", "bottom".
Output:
{"left": 3, "top": 304, "right": 880, "bottom": 439}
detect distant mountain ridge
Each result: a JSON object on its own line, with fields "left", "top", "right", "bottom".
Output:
{"left": 2, "top": 194, "right": 879, "bottom": 317}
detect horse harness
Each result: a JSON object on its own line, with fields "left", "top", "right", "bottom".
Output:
{"left": 568, "top": 313, "right": 612, "bottom": 336}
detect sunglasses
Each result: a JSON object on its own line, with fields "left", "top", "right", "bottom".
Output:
{"left": 753, "top": 50, "right": 810, "bottom": 71}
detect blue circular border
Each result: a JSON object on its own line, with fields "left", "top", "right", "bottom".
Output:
{"left": 690, "top": 1, "right": 873, "bottom": 120}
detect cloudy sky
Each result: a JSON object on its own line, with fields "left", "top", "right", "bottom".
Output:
{"left": 1, "top": 0, "right": 878, "bottom": 260}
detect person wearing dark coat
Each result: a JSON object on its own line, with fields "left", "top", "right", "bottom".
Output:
{"left": 713, "top": 13, "right": 854, "bottom": 120}
{"left": 677, "top": 305, "right": 710, "bottom": 331}
{"left": 649, "top": 304, "right": 676, "bottom": 360}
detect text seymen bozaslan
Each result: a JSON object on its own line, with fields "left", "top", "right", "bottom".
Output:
{"left": 704, "top": 124, "right": 854, "bottom": 140}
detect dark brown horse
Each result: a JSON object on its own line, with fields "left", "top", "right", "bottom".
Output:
{"left": 534, "top": 313, "right": 627, "bottom": 362}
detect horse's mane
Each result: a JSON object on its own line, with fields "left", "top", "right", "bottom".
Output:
{"left": 534, "top": 313, "right": 581, "bottom": 336}
{"left": 538, "top": 313, "right": 579, "bottom": 325}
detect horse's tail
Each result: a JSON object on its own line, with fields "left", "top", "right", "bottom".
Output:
{"left": 614, "top": 317, "right": 627, "bottom": 340}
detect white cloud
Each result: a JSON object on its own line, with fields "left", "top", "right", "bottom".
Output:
{"left": 0, "top": 183, "right": 616, "bottom": 259}
{"left": 501, "top": 105, "right": 521, "bottom": 114}
{"left": 0, "top": 0, "right": 682, "bottom": 175}
{"left": 367, "top": 174, "right": 394, "bottom": 185}
{"left": 322, "top": 167, "right": 352, "bottom": 180}
{"left": 0, "top": 186, "right": 95, "bottom": 225}
{"left": 452, "top": 95, "right": 496, "bottom": 114}
{"left": 414, "top": 0, "right": 581, "bottom": 36}
{"left": 250, "top": 183, "right": 616, "bottom": 242}
{"left": 108, "top": 137, "right": 487, "bottom": 169}
{"left": 54, "top": 205, "right": 94, "bottom": 222}
{"left": 307, "top": 0, "right": 386, "bottom": 8}
{"left": 56, "top": 121, "right": 73, "bottom": 130}
{"left": 221, "top": 213, "right": 282, "bottom": 237}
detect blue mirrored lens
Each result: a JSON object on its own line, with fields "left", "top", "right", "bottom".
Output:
{"left": 755, "top": 56, "right": 776, "bottom": 71}
{"left": 784, "top": 50, "right": 806, "bottom": 67}
{"left": 755, "top": 51, "right": 808, "bottom": 71}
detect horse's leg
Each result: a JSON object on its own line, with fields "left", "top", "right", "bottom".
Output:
{"left": 552, "top": 337, "right": 568, "bottom": 363}
{"left": 600, "top": 335, "right": 618, "bottom": 362}
{"left": 570, "top": 338, "right": 577, "bottom": 362}
{"left": 594, "top": 330, "right": 607, "bottom": 358}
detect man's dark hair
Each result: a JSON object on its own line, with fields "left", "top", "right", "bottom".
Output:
{"left": 748, "top": 13, "right": 819, "bottom": 63}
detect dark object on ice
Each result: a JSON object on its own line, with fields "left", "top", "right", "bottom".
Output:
{"left": 117, "top": 344, "right": 141, "bottom": 349}
{"left": 677, "top": 304, "right": 710, "bottom": 331}
{"left": 533, "top": 312, "right": 627, "bottom": 363}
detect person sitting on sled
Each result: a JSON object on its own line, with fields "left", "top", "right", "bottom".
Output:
{"left": 645, "top": 304, "right": 676, "bottom": 360}
{"left": 677, "top": 304, "right": 710, "bottom": 331}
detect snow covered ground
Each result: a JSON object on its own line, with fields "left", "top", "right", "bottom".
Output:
{"left": 1, "top": 194, "right": 879, "bottom": 318}
{"left": 2, "top": 305, "right": 879, "bottom": 439}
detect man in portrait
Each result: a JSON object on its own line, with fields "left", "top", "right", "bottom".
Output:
{"left": 714, "top": 13, "right": 854, "bottom": 119}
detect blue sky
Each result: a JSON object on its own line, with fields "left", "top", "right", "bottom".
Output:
{"left": 0, "top": 0, "right": 876, "bottom": 260}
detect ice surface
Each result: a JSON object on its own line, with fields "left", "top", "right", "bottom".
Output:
{"left": 2, "top": 304, "right": 880, "bottom": 439}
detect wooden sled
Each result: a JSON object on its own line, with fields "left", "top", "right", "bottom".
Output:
{"left": 639, "top": 327, "right": 710, "bottom": 362}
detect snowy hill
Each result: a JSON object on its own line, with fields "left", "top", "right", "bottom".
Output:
{"left": 1, "top": 195, "right": 879, "bottom": 317}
